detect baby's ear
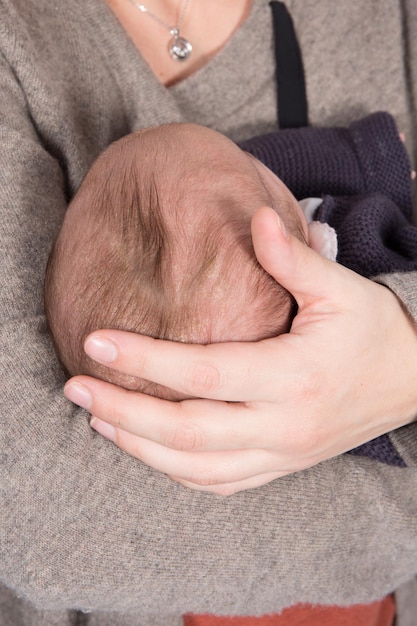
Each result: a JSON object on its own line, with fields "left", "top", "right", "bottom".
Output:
{"left": 307, "top": 222, "right": 338, "bottom": 261}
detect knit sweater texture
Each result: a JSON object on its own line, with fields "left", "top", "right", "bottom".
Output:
{"left": 1, "top": 1, "right": 417, "bottom": 625}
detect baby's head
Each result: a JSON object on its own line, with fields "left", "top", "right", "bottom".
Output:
{"left": 45, "top": 123, "right": 308, "bottom": 398}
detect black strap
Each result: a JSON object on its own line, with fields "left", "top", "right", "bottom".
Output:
{"left": 269, "top": 1, "right": 309, "bottom": 129}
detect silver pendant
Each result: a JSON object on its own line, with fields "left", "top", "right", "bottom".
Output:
{"left": 169, "top": 28, "right": 192, "bottom": 61}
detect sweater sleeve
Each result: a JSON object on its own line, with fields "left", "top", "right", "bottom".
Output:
{"left": 373, "top": 270, "right": 417, "bottom": 467}
{"left": 2, "top": 24, "right": 417, "bottom": 624}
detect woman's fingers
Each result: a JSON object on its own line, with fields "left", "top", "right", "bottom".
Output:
{"left": 65, "top": 373, "right": 335, "bottom": 472}
{"left": 170, "top": 472, "right": 285, "bottom": 496}
{"left": 83, "top": 332, "right": 283, "bottom": 402}
{"left": 82, "top": 327, "right": 321, "bottom": 404}
{"left": 88, "top": 418, "right": 286, "bottom": 487}
{"left": 65, "top": 376, "right": 279, "bottom": 451}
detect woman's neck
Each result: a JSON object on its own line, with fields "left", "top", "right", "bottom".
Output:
{"left": 106, "top": 0, "right": 253, "bottom": 86}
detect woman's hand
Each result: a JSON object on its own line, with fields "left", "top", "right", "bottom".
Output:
{"left": 65, "top": 207, "right": 417, "bottom": 495}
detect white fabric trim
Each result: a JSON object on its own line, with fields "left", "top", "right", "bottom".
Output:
{"left": 299, "top": 198, "right": 338, "bottom": 261}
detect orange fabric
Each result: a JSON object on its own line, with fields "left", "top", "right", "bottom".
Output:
{"left": 183, "top": 594, "right": 395, "bottom": 626}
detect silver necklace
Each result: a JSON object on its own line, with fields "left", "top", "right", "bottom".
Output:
{"left": 128, "top": 0, "right": 193, "bottom": 61}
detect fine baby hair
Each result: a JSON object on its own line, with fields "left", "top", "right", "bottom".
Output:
{"left": 45, "top": 123, "right": 306, "bottom": 398}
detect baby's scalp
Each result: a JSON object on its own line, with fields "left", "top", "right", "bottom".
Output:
{"left": 45, "top": 123, "right": 301, "bottom": 399}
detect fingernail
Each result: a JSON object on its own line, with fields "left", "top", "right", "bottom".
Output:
{"left": 90, "top": 417, "right": 116, "bottom": 442}
{"left": 276, "top": 213, "right": 289, "bottom": 240}
{"left": 64, "top": 382, "right": 93, "bottom": 410}
{"left": 84, "top": 335, "right": 118, "bottom": 363}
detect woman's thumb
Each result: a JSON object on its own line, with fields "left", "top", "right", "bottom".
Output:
{"left": 251, "top": 206, "right": 340, "bottom": 306}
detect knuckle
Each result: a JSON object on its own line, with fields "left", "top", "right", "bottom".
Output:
{"left": 133, "top": 348, "right": 149, "bottom": 377}
{"left": 163, "top": 421, "right": 204, "bottom": 452}
{"left": 105, "top": 405, "right": 125, "bottom": 429}
{"left": 291, "top": 420, "right": 321, "bottom": 458}
{"left": 281, "top": 372, "right": 324, "bottom": 457}
{"left": 284, "top": 417, "right": 323, "bottom": 464}
{"left": 184, "top": 361, "right": 221, "bottom": 396}
{"left": 297, "top": 369, "right": 321, "bottom": 405}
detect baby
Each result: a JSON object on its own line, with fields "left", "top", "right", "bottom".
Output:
{"left": 45, "top": 123, "right": 310, "bottom": 399}
{"left": 45, "top": 116, "right": 417, "bottom": 467}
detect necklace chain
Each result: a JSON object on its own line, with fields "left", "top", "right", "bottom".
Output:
{"left": 128, "top": 0, "right": 193, "bottom": 61}
{"left": 130, "top": 0, "right": 190, "bottom": 34}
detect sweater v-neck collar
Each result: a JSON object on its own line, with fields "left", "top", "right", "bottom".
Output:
{"left": 82, "top": 0, "right": 268, "bottom": 101}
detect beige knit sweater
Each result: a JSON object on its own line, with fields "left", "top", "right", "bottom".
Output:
{"left": 1, "top": 1, "right": 417, "bottom": 624}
